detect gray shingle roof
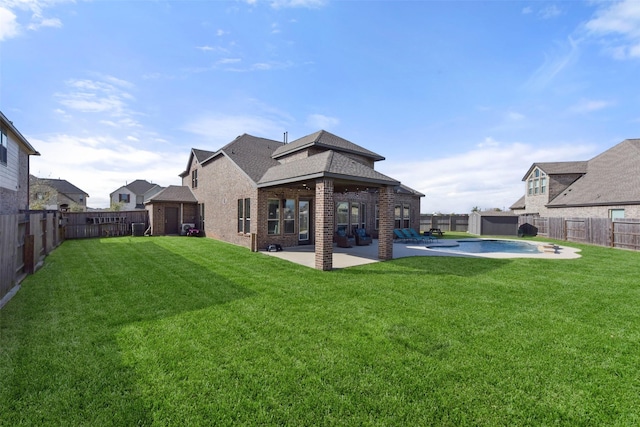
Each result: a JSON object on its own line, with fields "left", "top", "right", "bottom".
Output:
{"left": 272, "top": 130, "right": 385, "bottom": 161}
{"left": 547, "top": 139, "right": 640, "bottom": 207}
{"left": 510, "top": 195, "right": 526, "bottom": 210}
{"left": 217, "top": 134, "right": 285, "bottom": 182}
{"left": 258, "top": 150, "right": 399, "bottom": 187}
{"left": 126, "top": 179, "right": 159, "bottom": 195}
{"left": 32, "top": 177, "right": 88, "bottom": 196}
{"left": 521, "top": 161, "right": 588, "bottom": 181}
{"left": 146, "top": 185, "right": 197, "bottom": 203}
{"left": 193, "top": 148, "right": 215, "bottom": 163}
{"left": 1, "top": 110, "right": 39, "bottom": 155}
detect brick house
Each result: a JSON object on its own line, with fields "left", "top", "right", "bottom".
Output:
{"left": 171, "top": 130, "right": 423, "bottom": 270}
{"left": 0, "top": 111, "right": 40, "bottom": 214}
{"left": 511, "top": 138, "right": 640, "bottom": 220}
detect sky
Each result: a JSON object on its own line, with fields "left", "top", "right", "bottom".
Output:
{"left": 1, "top": 0, "right": 639, "bottom": 213}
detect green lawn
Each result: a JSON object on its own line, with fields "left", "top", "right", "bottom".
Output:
{"left": 1, "top": 236, "right": 639, "bottom": 426}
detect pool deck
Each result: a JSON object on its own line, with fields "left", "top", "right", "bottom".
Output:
{"left": 261, "top": 238, "right": 582, "bottom": 269}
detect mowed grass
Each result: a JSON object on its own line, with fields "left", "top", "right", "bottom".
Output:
{"left": 1, "top": 236, "right": 640, "bottom": 426}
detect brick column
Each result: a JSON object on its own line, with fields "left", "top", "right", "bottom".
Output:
{"left": 315, "top": 178, "right": 334, "bottom": 271}
{"left": 378, "top": 185, "right": 394, "bottom": 260}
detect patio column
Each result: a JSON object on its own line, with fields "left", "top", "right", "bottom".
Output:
{"left": 315, "top": 177, "right": 334, "bottom": 271}
{"left": 378, "top": 185, "right": 394, "bottom": 260}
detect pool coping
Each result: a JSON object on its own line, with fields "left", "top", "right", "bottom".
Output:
{"left": 261, "top": 237, "right": 582, "bottom": 269}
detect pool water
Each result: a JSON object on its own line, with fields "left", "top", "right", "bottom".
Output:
{"left": 428, "top": 239, "right": 541, "bottom": 254}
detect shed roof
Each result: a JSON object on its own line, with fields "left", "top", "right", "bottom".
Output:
{"left": 146, "top": 185, "right": 197, "bottom": 203}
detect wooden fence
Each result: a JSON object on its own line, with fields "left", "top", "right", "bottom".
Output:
{"left": 518, "top": 215, "right": 640, "bottom": 250}
{"left": 420, "top": 214, "right": 469, "bottom": 233}
{"left": 1, "top": 211, "right": 62, "bottom": 307}
{"left": 62, "top": 210, "right": 149, "bottom": 239}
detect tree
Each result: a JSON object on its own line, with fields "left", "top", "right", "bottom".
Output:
{"left": 29, "top": 176, "right": 56, "bottom": 210}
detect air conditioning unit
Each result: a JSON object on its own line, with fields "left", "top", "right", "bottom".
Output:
{"left": 181, "top": 223, "right": 196, "bottom": 235}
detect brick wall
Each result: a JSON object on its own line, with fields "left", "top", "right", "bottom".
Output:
{"left": 378, "top": 185, "right": 394, "bottom": 260}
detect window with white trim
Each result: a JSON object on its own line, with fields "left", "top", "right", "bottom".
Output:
{"left": 267, "top": 199, "right": 280, "bottom": 235}
{"left": 1, "top": 129, "right": 8, "bottom": 166}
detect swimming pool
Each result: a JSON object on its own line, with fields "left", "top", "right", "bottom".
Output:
{"left": 426, "top": 239, "right": 543, "bottom": 255}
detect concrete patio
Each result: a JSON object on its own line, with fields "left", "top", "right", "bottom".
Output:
{"left": 261, "top": 238, "right": 581, "bottom": 269}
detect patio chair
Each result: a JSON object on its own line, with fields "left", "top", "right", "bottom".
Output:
{"left": 401, "top": 228, "right": 428, "bottom": 244}
{"left": 335, "top": 228, "right": 353, "bottom": 248}
{"left": 354, "top": 228, "right": 372, "bottom": 246}
{"left": 407, "top": 227, "right": 437, "bottom": 242}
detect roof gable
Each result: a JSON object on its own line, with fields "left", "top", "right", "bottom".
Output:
{"left": 0, "top": 111, "right": 39, "bottom": 156}
{"left": 547, "top": 138, "right": 640, "bottom": 207}
{"left": 521, "top": 161, "right": 588, "bottom": 181}
{"left": 125, "top": 179, "right": 159, "bottom": 195}
{"left": 217, "top": 134, "right": 284, "bottom": 183}
{"left": 258, "top": 150, "right": 399, "bottom": 187}
{"left": 272, "top": 130, "right": 385, "bottom": 162}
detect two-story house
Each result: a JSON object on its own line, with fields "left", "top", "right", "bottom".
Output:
{"left": 110, "top": 179, "right": 164, "bottom": 210}
{"left": 511, "top": 138, "right": 640, "bottom": 220}
{"left": 145, "top": 129, "right": 424, "bottom": 270}
{"left": 29, "top": 176, "right": 89, "bottom": 211}
{"left": 0, "top": 111, "right": 40, "bottom": 214}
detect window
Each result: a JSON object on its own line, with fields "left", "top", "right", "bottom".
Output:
{"left": 238, "top": 198, "right": 250, "bottom": 233}
{"left": 119, "top": 193, "right": 130, "bottom": 203}
{"left": 336, "top": 202, "right": 349, "bottom": 233}
{"left": 191, "top": 169, "right": 198, "bottom": 188}
{"left": 403, "top": 203, "right": 410, "bottom": 229}
{"left": 610, "top": 209, "right": 625, "bottom": 221}
{"left": 283, "top": 199, "right": 295, "bottom": 234}
{"left": 375, "top": 204, "right": 379, "bottom": 230}
{"left": 268, "top": 199, "right": 280, "bottom": 235}
{"left": 350, "top": 203, "right": 359, "bottom": 233}
{"left": 527, "top": 168, "right": 547, "bottom": 195}
{"left": 394, "top": 205, "right": 402, "bottom": 229}
{"left": 199, "top": 203, "right": 205, "bottom": 230}
{"left": 360, "top": 203, "right": 367, "bottom": 229}
{"left": 1, "top": 128, "right": 7, "bottom": 166}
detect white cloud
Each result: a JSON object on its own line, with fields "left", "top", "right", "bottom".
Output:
{"left": 305, "top": 113, "right": 339, "bottom": 130}
{"left": 0, "top": 0, "right": 70, "bottom": 39}
{"left": 30, "top": 134, "right": 185, "bottom": 208}
{"left": 27, "top": 16, "right": 61, "bottom": 30}
{"left": 0, "top": 6, "right": 19, "bottom": 40}
{"left": 379, "top": 139, "right": 596, "bottom": 214}
{"left": 524, "top": 36, "right": 580, "bottom": 90}
{"left": 506, "top": 111, "right": 525, "bottom": 121}
{"left": 585, "top": 0, "right": 640, "bottom": 59}
{"left": 55, "top": 77, "right": 139, "bottom": 122}
{"left": 269, "top": 0, "right": 327, "bottom": 8}
{"left": 183, "top": 113, "right": 286, "bottom": 146}
{"left": 569, "top": 99, "right": 614, "bottom": 114}
{"left": 522, "top": 6, "right": 532, "bottom": 15}
{"left": 539, "top": 5, "right": 562, "bottom": 20}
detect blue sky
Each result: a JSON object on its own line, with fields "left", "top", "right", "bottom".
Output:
{"left": 1, "top": 0, "right": 639, "bottom": 212}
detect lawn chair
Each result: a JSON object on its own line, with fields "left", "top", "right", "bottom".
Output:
{"left": 393, "top": 228, "right": 410, "bottom": 243}
{"left": 403, "top": 228, "right": 430, "bottom": 244}
{"left": 407, "top": 227, "right": 437, "bottom": 242}
{"left": 335, "top": 228, "right": 354, "bottom": 248}
{"left": 354, "top": 228, "right": 372, "bottom": 246}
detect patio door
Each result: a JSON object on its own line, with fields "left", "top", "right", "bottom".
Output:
{"left": 298, "top": 200, "right": 311, "bottom": 245}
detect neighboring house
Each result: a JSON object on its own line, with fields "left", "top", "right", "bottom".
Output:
{"left": 110, "top": 179, "right": 164, "bottom": 210}
{"left": 0, "top": 111, "right": 40, "bottom": 214}
{"left": 152, "top": 129, "right": 424, "bottom": 270}
{"left": 511, "top": 138, "right": 640, "bottom": 219}
{"left": 29, "top": 176, "right": 89, "bottom": 211}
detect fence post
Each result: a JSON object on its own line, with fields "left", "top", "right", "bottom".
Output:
{"left": 24, "top": 234, "right": 35, "bottom": 274}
